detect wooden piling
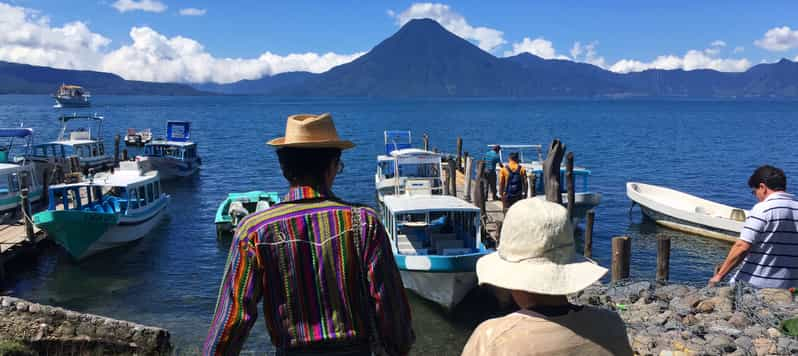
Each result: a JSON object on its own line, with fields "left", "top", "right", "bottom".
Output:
{"left": 611, "top": 236, "right": 631, "bottom": 282}
{"left": 114, "top": 134, "right": 121, "bottom": 164}
{"left": 20, "top": 188, "right": 33, "bottom": 242}
{"left": 528, "top": 172, "right": 537, "bottom": 197}
{"left": 456, "top": 137, "right": 463, "bottom": 170}
{"left": 462, "top": 152, "right": 469, "bottom": 173}
{"left": 122, "top": 149, "right": 129, "bottom": 161}
{"left": 584, "top": 210, "right": 595, "bottom": 258}
{"left": 473, "top": 160, "right": 485, "bottom": 208}
{"left": 566, "top": 152, "right": 575, "bottom": 220}
{"left": 447, "top": 159, "right": 457, "bottom": 196}
{"left": 464, "top": 156, "right": 473, "bottom": 202}
{"left": 657, "top": 236, "right": 671, "bottom": 282}
{"left": 543, "top": 140, "right": 565, "bottom": 204}
{"left": 423, "top": 134, "right": 429, "bottom": 151}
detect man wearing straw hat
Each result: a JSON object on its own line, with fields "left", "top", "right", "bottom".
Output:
{"left": 462, "top": 199, "right": 632, "bottom": 356}
{"left": 205, "top": 113, "right": 414, "bottom": 356}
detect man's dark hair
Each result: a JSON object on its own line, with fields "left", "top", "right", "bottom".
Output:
{"left": 509, "top": 152, "right": 519, "bottom": 162}
{"left": 276, "top": 147, "right": 341, "bottom": 186}
{"left": 748, "top": 165, "right": 786, "bottom": 191}
{"left": 493, "top": 145, "right": 501, "bottom": 152}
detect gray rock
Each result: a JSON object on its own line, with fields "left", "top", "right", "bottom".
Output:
{"left": 708, "top": 334, "right": 736, "bottom": 353}
{"left": 663, "top": 319, "right": 681, "bottom": 331}
{"left": 650, "top": 310, "right": 673, "bottom": 325}
{"left": 670, "top": 293, "right": 701, "bottom": 316}
{"left": 708, "top": 326, "right": 742, "bottom": 337}
{"left": 744, "top": 325, "right": 765, "bottom": 338}
{"left": 727, "top": 312, "right": 750, "bottom": 329}
{"left": 734, "top": 335, "right": 753, "bottom": 352}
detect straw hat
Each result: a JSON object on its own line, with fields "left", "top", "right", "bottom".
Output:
{"left": 476, "top": 198, "right": 607, "bottom": 295}
{"left": 267, "top": 113, "right": 355, "bottom": 149}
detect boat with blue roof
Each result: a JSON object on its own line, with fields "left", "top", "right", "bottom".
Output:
{"left": 33, "top": 161, "right": 169, "bottom": 260}
{"left": 0, "top": 128, "right": 43, "bottom": 212}
{"left": 376, "top": 131, "right": 490, "bottom": 309}
{"left": 136, "top": 121, "right": 201, "bottom": 180}
{"left": 490, "top": 144, "right": 602, "bottom": 221}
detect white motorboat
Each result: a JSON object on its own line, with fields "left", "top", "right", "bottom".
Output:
{"left": 136, "top": 121, "right": 201, "bottom": 180}
{"left": 28, "top": 114, "right": 114, "bottom": 174}
{"left": 626, "top": 182, "right": 747, "bottom": 242}
{"left": 53, "top": 84, "right": 90, "bottom": 108}
{"left": 124, "top": 128, "right": 152, "bottom": 146}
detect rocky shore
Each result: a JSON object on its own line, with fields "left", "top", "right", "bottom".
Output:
{"left": 0, "top": 296, "right": 171, "bottom": 355}
{"left": 570, "top": 281, "right": 798, "bottom": 355}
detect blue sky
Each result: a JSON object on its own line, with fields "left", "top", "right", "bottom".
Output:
{"left": 2, "top": 0, "right": 798, "bottom": 83}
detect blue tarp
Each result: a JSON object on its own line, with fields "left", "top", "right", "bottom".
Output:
{"left": 0, "top": 128, "right": 33, "bottom": 138}
{"left": 167, "top": 121, "right": 191, "bottom": 142}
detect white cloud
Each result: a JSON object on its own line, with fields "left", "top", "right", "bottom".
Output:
{"left": 610, "top": 47, "right": 751, "bottom": 73}
{"left": 570, "top": 41, "right": 606, "bottom": 67}
{"left": 112, "top": 0, "right": 166, "bottom": 13}
{"left": 503, "top": 37, "right": 569, "bottom": 60}
{"left": 0, "top": 2, "right": 110, "bottom": 69}
{"left": 179, "top": 8, "right": 206, "bottom": 16}
{"left": 710, "top": 40, "right": 726, "bottom": 48}
{"left": 389, "top": 3, "right": 505, "bottom": 52}
{"left": 0, "top": 2, "right": 363, "bottom": 83}
{"left": 755, "top": 26, "right": 798, "bottom": 51}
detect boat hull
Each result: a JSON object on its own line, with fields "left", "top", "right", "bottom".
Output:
{"left": 0, "top": 188, "right": 43, "bottom": 212}
{"left": 54, "top": 97, "right": 90, "bottom": 108}
{"left": 399, "top": 270, "right": 476, "bottom": 310}
{"left": 35, "top": 198, "right": 168, "bottom": 260}
{"left": 138, "top": 157, "right": 200, "bottom": 180}
{"left": 394, "top": 252, "right": 488, "bottom": 309}
{"left": 627, "top": 182, "right": 744, "bottom": 242}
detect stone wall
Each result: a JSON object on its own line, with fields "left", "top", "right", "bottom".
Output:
{"left": 570, "top": 282, "right": 798, "bottom": 356}
{"left": 0, "top": 296, "right": 171, "bottom": 355}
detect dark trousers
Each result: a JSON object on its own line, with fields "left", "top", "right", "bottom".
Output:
{"left": 486, "top": 170, "right": 498, "bottom": 200}
{"left": 502, "top": 195, "right": 523, "bottom": 214}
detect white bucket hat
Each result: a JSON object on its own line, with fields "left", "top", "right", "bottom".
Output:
{"left": 476, "top": 198, "right": 607, "bottom": 295}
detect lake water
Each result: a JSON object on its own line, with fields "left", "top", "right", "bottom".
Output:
{"left": 1, "top": 95, "right": 797, "bottom": 354}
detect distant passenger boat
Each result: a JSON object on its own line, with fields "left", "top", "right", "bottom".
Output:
{"left": 124, "top": 128, "right": 152, "bottom": 146}
{"left": 376, "top": 131, "right": 490, "bottom": 309}
{"left": 53, "top": 84, "right": 90, "bottom": 108}
{"left": 136, "top": 121, "right": 201, "bottom": 180}
{"left": 214, "top": 191, "right": 280, "bottom": 239}
{"left": 28, "top": 114, "right": 114, "bottom": 174}
{"left": 33, "top": 161, "right": 169, "bottom": 260}
{"left": 626, "top": 182, "right": 747, "bottom": 242}
{"left": 0, "top": 128, "right": 42, "bottom": 212}
{"left": 489, "top": 144, "right": 602, "bottom": 221}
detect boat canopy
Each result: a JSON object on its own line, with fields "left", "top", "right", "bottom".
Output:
{"left": 488, "top": 144, "right": 544, "bottom": 163}
{"left": 384, "top": 195, "right": 479, "bottom": 214}
{"left": 0, "top": 128, "right": 33, "bottom": 138}
{"left": 166, "top": 121, "right": 191, "bottom": 142}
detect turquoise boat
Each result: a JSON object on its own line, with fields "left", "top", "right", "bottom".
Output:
{"left": 214, "top": 191, "right": 280, "bottom": 239}
{"left": 33, "top": 161, "right": 169, "bottom": 260}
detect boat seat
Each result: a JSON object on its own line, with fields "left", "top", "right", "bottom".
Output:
{"left": 228, "top": 201, "right": 249, "bottom": 219}
{"left": 397, "top": 234, "right": 428, "bottom": 255}
{"left": 255, "top": 200, "right": 271, "bottom": 212}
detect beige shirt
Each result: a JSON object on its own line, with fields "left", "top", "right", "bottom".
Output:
{"left": 462, "top": 306, "right": 632, "bottom": 356}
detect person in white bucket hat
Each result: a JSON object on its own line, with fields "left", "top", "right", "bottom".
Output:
{"left": 462, "top": 199, "right": 632, "bottom": 356}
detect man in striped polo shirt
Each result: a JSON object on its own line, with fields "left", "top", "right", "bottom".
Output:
{"left": 710, "top": 165, "right": 798, "bottom": 288}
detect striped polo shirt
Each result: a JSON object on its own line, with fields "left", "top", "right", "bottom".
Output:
{"left": 733, "top": 191, "right": 798, "bottom": 288}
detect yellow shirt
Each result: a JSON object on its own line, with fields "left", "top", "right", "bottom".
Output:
{"left": 498, "top": 161, "right": 526, "bottom": 194}
{"left": 462, "top": 307, "right": 633, "bottom": 356}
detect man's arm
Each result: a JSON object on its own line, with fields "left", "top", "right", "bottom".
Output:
{"left": 361, "top": 210, "right": 415, "bottom": 356}
{"left": 204, "top": 228, "right": 263, "bottom": 355}
{"left": 709, "top": 239, "right": 751, "bottom": 286}
{"left": 498, "top": 168, "right": 507, "bottom": 200}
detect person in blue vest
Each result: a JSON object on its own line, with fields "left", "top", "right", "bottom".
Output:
{"left": 499, "top": 152, "right": 527, "bottom": 213}
{"left": 483, "top": 145, "right": 503, "bottom": 200}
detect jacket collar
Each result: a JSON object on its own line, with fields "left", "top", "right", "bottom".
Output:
{"left": 285, "top": 185, "right": 333, "bottom": 202}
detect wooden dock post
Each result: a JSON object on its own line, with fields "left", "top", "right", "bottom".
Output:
{"left": 114, "top": 134, "right": 121, "bottom": 164}
{"left": 527, "top": 172, "right": 537, "bottom": 197}
{"left": 462, "top": 152, "right": 469, "bottom": 173}
{"left": 543, "top": 140, "right": 565, "bottom": 204}
{"left": 20, "top": 188, "right": 33, "bottom": 242}
{"left": 447, "top": 159, "right": 457, "bottom": 196}
{"left": 456, "top": 137, "right": 463, "bottom": 170}
{"left": 464, "top": 156, "right": 473, "bottom": 202}
{"left": 611, "top": 236, "right": 631, "bottom": 282}
{"left": 584, "top": 210, "right": 595, "bottom": 258}
{"left": 657, "top": 236, "right": 671, "bottom": 282}
{"left": 566, "top": 152, "right": 575, "bottom": 220}
{"left": 122, "top": 149, "right": 129, "bottom": 161}
{"left": 473, "top": 160, "right": 485, "bottom": 208}
{"left": 423, "top": 134, "right": 429, "bottom": 151}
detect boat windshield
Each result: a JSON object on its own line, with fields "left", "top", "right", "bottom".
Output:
{"left": 0, "top": 172, "right": 19, "bottom": 195}
{"left": 500, "top": 147, "right": 542, "bottom": 164}
{"left": 398, "top": 163, "right": 439, "bottom": 178}
{"left": 394, "top": 210, "right": 479, "bottom": 255}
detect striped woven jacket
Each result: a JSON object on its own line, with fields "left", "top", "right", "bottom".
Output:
{"left": 204, "top": 186, "right": 414, "bottom": 355}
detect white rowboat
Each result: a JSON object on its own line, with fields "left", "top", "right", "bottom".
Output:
{"left": 626, "top": 182, "right": 747, "bottom": 243}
